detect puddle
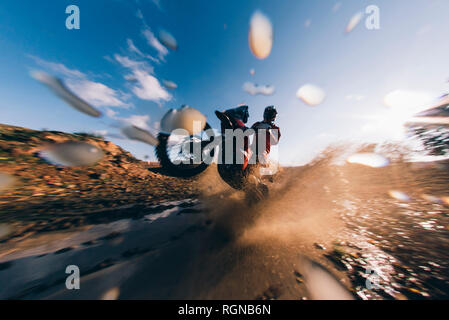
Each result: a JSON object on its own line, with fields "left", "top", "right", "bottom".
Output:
{"left": 0, "top": 199, "right": 204, "bottom": 299}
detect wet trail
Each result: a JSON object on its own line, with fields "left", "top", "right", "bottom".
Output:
{"left": 1, "top": 156, "right": 449, "bottom": 299}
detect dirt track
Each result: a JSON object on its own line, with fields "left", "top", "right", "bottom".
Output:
{"left": 2, "top": 152, "right": 449, "bottom": 300}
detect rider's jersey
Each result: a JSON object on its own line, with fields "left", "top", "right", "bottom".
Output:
{"left": 228, "top": 117, "right": 248, "bottom": 131}
{"left": 251, "top": 121, "right": 281, "bottom": 164}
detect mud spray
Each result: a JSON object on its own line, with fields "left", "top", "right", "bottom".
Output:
{"left": 188, "top": 145, "right": 449, "bottom": 299}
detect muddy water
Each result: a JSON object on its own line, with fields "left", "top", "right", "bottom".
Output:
{"left": 333, "top": 165, "right": 449, "bottom": 300}
{"left": 0, "top": 199, "right": 207, "bottom": 299}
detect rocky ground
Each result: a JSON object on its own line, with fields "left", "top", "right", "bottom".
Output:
{"left": 0, "top": 124, "right": 196, "bottom": 242}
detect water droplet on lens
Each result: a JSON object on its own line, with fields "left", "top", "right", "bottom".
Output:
{"left": 124, "top": 75, "right": 138, "bottom": 83}
{"left": 31, "top": 71, "right": 102, "bottom": 118}
{"left": 441, "top": 196, "right": 449, "bottom": 206}
{"left": 0, "top": 173, "right": 15, "bottom": 192}
{"left": 160, "top": 106, "right": 206, "bottom": 135}
{"left": 158, "top": 29, "right": 178, "bottom": 51}
{"left": 421, "top": 194, "right": 442, "bottom": 203}
{"left": 388, "top": 190, "right": 411, "bottom": 202}
{"left": 296, "top": 84, "right": 326, "bottom": 106}
{"left": 0, "top": 223, "right": 13, "bottom": 239}
{"left": 249, "top": 11, "right": 273, "bottom": 59}
{"left": 101, "top": 287, "right": 120, "bottom": 300}
{"left": 162, "top": 80, "right": 178, "bottom": 90}
{"left": 345, "top": 12, "right": 363, "bottom": 33}
{"left": 39, "top": 141, "right": 104, "bottom": 166}
{"left": 301, "top": 258, "right": 354, "bottom": 300}
{"left": 160, "top": 108, "right": 178, "bottom": 133}
{"left": 121, "top": 126, "right": 158, "bottom": 146}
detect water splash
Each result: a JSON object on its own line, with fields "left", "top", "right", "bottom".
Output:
{"left": 347, "top": 153, "right": 390, "bottom": 168}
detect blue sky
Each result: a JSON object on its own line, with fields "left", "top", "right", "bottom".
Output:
{"left": 1, "top": 0, "right": 449, "bottom": 165}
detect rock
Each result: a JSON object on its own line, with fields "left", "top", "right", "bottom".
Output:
{"left": 88, "top": 173, "right": 101, "bottom": 179}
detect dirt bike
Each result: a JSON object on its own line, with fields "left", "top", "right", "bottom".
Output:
{"left": 155, "top": 110, "right": 269, "bottom": 202}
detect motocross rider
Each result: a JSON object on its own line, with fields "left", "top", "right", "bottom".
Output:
{"left": 215, "top": 105, "right": 272, "bottom": 198}
{"left": 251, "top": 106, "right": 281, "bottom": 166}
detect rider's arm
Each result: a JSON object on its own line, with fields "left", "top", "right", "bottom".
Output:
{"left": 269, "top": 125, "right": 281, "bottom": 145}
{"left": 233, "top": 118, "right": 250, "bottom": 131}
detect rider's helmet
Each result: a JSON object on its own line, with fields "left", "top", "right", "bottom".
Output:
{"left": 264, "top": 106, "right": 277, "bottom": 122}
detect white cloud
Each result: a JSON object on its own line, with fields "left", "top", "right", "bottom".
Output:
{"left": 142, "top": 28, "right": 168, "bottom": 61}
{"left": 66, "top": 79, "right": 131, "bottom": 108}
{"left": 332, "top": 2, "right": 342, "bottom": 13}
{"left": 346, "top": 94, "right": 365, "bottom": 101}
{"left": 28, "top": 55, "right": 86, "bottom": 78}
{"left": 135, "top": 8, "right": 168, "bottom": 61}
{"left": 118, "top": 114, "right": 151, "bottom": 130}
{"left": 114, "top": 54, "right": 151, "bottom": 71}
{"left": 126, "top": 39, "right": 143, "bottom": 55}
{"left": 93, "top": 130, "right": 108, "bottom": 137}
{"left": 104, "top": 108, "right": 156, "bottom": 132}
{"left": 106, "top": 111, "right": 159, "bottom": 139}
{"left": 151, "top": 0, "right": 162, "bottom": 10}
{"left": 127, "top": 39, "right": 159, "bottom": 63}
{"left": 113, "top": 51, "right": 171, "bottom": 104}
{"left": 416, "top": 25, "right": 432, "bottom": 36}
{"left": 131, "top": 69, "right": 172, "bottom": 103}
{"left": 243, "top": 82, "right": 275, "bottom": 96}
{"left": 30, "top": 56, "right": 130, "bottom": 109}
{"left": 136, "top": 9, "right": 144, "bottom": 20}
{"left": 105, "top": 108, "right": 118, "bottom": 118}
